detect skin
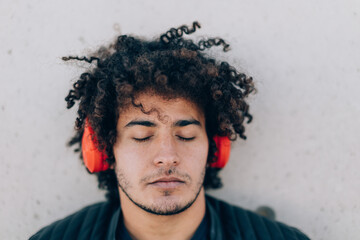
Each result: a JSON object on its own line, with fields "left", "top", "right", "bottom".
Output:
{"left": 112, "top": 93, "right": 209, "bottom": 240}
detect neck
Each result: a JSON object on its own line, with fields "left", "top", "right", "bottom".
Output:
{"left": 119, "top": 188, "right": 206, "bottom": 240}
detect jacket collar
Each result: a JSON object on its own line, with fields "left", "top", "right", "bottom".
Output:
{"left": 106, "top": 195, "right": 223, "bottom": 240}
{"left": 106, "top": 206, "right": 121, "bottom": 240}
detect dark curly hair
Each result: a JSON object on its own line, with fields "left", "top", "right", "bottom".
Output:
{"left": 64, "top": 22, "right": 255, "bottom": 202}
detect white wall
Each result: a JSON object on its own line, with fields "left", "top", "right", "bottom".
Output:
{"left": 1, "top": 0, "right": 359, "bottom": 239}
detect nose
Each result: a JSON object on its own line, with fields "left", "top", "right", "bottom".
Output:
{"left": 153, "top": 135, "right": 180, "bottom": 167}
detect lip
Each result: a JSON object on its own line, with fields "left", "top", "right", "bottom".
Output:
{"left": 149, "top": 177, "right": 185, "bottom": 188}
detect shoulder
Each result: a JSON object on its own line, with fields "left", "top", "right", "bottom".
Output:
{"left": 205, "top": 195, "right": 310, "bottom": 240}
{"left": 29, "top": 201, "right": 118, "bottom": 240}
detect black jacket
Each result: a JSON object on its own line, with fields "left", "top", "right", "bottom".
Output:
{"left": 30, "top": 195, "right": 310, "bottom": 240}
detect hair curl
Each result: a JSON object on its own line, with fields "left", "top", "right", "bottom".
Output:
{"left": 64, "top": 22, "right": 255, "bottom": 202}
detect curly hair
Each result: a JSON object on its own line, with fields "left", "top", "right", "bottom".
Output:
{"left": 64, "top": 22, "right": 255, "bottom": 202}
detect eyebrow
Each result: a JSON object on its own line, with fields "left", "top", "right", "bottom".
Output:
{"left": 173, "top": 119, "right": 201, "bottom": 127}
{"left": 124, "top": 119, "right": 201, "bottom": 128}
{"left": 125, "top": 120, "right": 157, "bottom": 128}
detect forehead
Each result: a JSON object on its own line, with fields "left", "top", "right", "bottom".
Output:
{"left": 117, "top": 93, "right": 205, "bottom": 125}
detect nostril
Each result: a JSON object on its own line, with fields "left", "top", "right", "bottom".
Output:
{"left": 153, "top": 148, "right": 180, "bottom": 166}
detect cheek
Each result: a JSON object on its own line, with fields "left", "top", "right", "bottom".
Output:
{"left": 181, "top": 142, "right": 209, "bottom": 169}
{"left": 114, "top": 145, "right": 149, "bottom": 177}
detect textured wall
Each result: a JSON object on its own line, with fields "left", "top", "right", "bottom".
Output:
{"left": 1, "top": 0, "right": 359, "bottom": 239}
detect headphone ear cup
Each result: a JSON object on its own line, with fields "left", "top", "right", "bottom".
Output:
{"left": 82, "top": 119, "right": 109, "bottom": 173}
{"left": 210, "top": 135, "right": 231, "bottom": 168}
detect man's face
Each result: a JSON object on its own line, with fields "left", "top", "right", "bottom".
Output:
{"left": 113, "top": 93, "right": 209, "bottom": 215}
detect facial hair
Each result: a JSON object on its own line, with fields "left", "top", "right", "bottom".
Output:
{"left": 116, "top": 166, "right": 206, "bottom": 215}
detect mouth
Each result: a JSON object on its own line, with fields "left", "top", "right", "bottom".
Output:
{"left": 149, "top": 177, "right": 185, "bottom": 189}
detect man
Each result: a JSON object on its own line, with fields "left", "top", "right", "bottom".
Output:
{"left": 30, "top": 22, "right": 309, "bottom": 239}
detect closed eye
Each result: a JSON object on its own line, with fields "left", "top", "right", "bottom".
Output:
{"left": 177, "top": 136, "right": 195, "bottom": 141}
{"left": 133, "top": 136, "right": 153, "bottom": 142}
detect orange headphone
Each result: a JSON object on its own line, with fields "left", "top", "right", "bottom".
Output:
{"left": 82, "top": 119, "right": 231, "bottom": 173}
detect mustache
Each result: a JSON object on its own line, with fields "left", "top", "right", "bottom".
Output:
{"left": 140, "top": 167, "right": 192, "bottom": 184}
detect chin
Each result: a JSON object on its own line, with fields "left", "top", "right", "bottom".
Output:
{"left": 146, "top": 197, "right": 194, "bottom": 216}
